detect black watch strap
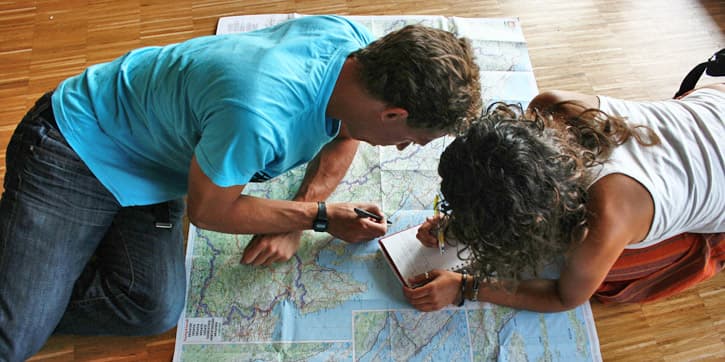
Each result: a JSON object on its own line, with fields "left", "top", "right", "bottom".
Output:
{"left": 312, "top": 201, "right": 328, "bottom": 232}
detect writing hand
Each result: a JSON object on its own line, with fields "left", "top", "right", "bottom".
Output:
{"left": 416, "top": 216, "right": 443, "bottom": 248}
{"left": 327, "top": 203, "right": 387, "bottom": 243}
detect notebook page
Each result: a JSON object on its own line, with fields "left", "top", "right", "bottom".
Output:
{"left": 379, "top": 226, "right": 470, "bottom": 286}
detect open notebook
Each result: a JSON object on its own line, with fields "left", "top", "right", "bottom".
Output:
{"left": 379, "top": 225, "right": 471, "bottom": 287}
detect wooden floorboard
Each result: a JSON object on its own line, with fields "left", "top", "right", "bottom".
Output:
{"left": 1, "top": 0, "right": 723, "bottom": 360}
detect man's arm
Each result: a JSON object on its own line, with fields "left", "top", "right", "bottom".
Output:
{"left": 186, "top": 157, "right": 317, "bottom": 235}
{"left": 240, "top": 128, "right": 362, "bottom": 265}
{"left": 187, "top": 125, "right": 385, "bottom": 265}
{"left": 292, "top": 125, "right": 360, "bottom": 203}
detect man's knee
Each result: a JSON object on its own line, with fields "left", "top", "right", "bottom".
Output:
{"left": 0, "top": 313, "right": 58, "bottom": 362}
{"left": 137, "top": 298, "right": 184, "bottom": 335}
{"left": 126, "top": 279, "right": 186, "bottom": 335}
{"left": 55, "top": 272, "right": 186, "bottom": 336}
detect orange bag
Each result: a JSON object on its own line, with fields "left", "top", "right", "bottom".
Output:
{"left": 595, "top": 233, "right": 725, "bottom": 303}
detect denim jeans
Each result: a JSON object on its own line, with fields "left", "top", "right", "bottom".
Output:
{"left": 0, "top": 93, "right": 187, "bottom": 361}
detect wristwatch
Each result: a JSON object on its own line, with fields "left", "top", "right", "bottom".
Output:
{"left": 312, "top": 201, "right": 328, "bottom": 232}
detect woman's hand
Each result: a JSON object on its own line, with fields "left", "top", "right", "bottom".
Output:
{"left": 416, "top": 215, "right": 444, "bottom": 248}
{"left": 402, "top": 269, "right": 462, "bottom": 311}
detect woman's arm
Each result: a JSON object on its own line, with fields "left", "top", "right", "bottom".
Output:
{"left": 404, "top": 173, "right": 654, "bottom": 312}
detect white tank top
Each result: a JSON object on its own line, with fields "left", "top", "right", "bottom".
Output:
{"left": 590, "top": 88, "right": 724, "bottom": 249}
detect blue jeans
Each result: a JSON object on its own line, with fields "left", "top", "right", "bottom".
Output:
{"left": 0, "top": 93, "right": 186, "bottom": 361}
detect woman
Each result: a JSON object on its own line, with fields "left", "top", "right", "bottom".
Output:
{"left": 403, "top": 84, "right": 724, "bottom": 312}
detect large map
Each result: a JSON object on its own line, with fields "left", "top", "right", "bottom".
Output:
{"left": 173, "top": 14, "right": 601, "bottom": 361}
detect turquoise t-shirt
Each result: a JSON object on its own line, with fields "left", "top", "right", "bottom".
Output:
{"left": 51, "top": 15, "right": 372, "bottom": 206}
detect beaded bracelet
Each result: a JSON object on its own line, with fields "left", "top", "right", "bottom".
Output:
{"left": 457, "top": 272, "right": 467, "bottom": 307}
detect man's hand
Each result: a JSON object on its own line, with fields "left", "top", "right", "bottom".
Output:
{"left": 240, "top": 231, "right": 303, "bottom": 266}
{"left": 238, "top": 202, "right": 388, "bottom": 266}
{"left": 325, "top": 203, "right": 388, "bottom": 243}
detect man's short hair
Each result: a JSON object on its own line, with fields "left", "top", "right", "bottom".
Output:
{"left": 351, "top": 25, "right": 482, "bottom": 133}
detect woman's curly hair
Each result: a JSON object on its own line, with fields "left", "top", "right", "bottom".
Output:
{"left": 439, "top": 101, "right": 659, "bottom": 284}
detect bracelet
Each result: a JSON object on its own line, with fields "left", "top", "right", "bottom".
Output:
{"left": 469, "top": 277, "right": 480, "bottom": 301}
{"left": 457, "top": 272, "right": 467, "bottom": 307}
{"left": 463, "top": 274, "right": 477, "bottom": 301}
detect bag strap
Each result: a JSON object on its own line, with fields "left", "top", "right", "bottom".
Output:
{"left": 674, "top": 48, "right": 725, "bottom": 99}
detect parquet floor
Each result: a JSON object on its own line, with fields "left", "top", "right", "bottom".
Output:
{"left": 1, "top": 0, "right": 723, "bottom": 361}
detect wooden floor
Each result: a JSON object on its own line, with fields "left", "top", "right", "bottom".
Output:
{"left": 1, "top": 0, "right": 723, "bottom": 361}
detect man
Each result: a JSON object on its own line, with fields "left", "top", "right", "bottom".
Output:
{"left": 0, "top": 15, "right": 481, "bottom": 360}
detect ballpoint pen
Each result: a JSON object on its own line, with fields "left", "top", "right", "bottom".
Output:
{"left": 433, "top": 194, "right": 445, "bottom": 254}
{"left": 353, "top": 207, "right": 393, "bottom": 224}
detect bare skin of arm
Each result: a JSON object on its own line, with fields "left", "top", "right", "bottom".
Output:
{"left": 186, "top": 124, "right": 387, "bottom": 265}
{"left": 240, "top": 127, "right": 366, "bottom": 266}
{"left": 404, "top": 173, "right": 654, "bottom": 312}
{"left": 404, "top": 85, "right": 724, "bottom": 311}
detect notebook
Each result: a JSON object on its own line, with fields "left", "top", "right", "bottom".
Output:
{"left": 378, "top": 224, "right": 471, "bottom": 287}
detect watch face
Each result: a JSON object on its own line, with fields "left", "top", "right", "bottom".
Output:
{"left": 313, "top": 201, "right": 328, "bottom": 232}
{"left": 313, "top": 220, "right": 328, "bottom": 232}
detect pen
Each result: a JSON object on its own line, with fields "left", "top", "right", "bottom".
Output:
{"left": 354, "top": 207, "right": 393, "bottom": 224}
{"left": 434, "top": 194, "right": 445, "bottom": 254}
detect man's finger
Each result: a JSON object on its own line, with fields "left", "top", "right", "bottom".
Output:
{"left": 240, "top": 240, "right": 262, "bottom": 264}
{"left": 251, "top": 250, "right": 273, "bottom": 266}
{"left": 264, "top": 252, "right": 287, "bottom": 266}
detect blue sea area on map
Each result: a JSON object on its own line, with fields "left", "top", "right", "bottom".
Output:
{"left": 308, "top": 342, "right": 352, "bottom": 361}
{"left": 270, "top": 212, "right": 433, "bottom": 342}
{"left": 357, "top": 310, "right": 470, "bottom": 362}
{"left": 402, "top": 310, "right": 471, "bottom": 362}
{"left": 271, "top": 237, "right": 410, "bottom": 342}
{"left": 496, "top": 308, "right": 594, "bottom": 361}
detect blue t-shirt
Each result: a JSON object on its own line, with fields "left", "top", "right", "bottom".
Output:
{"left": 51, "top": 15, "right": 373, "bottom": 206}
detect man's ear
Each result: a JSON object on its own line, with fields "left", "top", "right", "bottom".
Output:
{"left": 382, "top": 107, "right": 409, "bottom": 122}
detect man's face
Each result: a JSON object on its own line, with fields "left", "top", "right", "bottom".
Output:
{"left": 352, "top": 118, "right": 446, "bottom": 150}
{"left": 344, "top": 107, "right": 447, "bottom": 150}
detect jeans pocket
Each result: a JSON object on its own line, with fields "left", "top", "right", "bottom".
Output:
{"left": 32, "top": 128, "right": 79, "bottom": 166}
